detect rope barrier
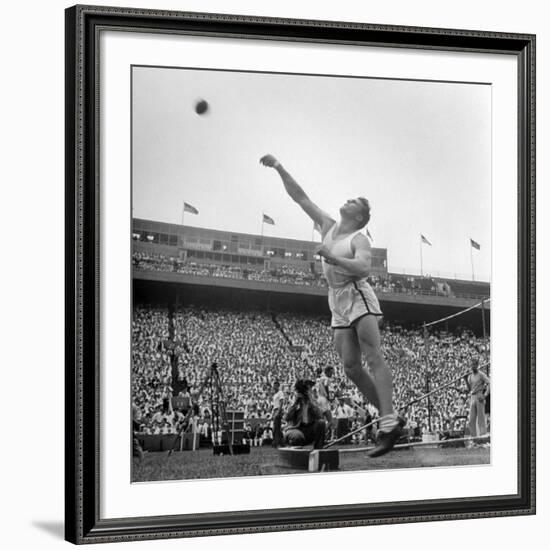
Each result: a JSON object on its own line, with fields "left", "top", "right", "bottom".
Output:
{"left": 323, "top": 359, "right": 490, "bottom": 450}
{"left": 422, "top": 298, "right": 490, "bottom": 328}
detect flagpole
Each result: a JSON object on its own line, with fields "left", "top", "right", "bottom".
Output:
{"left": 181, "top": 203, "right": 185, "bottom": 226}
{"left": 261, "top": 215, "right": 264, "bottom": 238}
{"left": 419, "top": 236, "right": 424, "bottom": 277}
{"left": 481, "top": 298, "right": 487, "bottom": 362}
{"left": 470, "top": 243, "right": 475, "bottom": 281}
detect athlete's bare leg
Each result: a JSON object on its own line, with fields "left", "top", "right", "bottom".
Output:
{"left": 333, "top": 320, "right": 401, "bottom": 458}
{"left": 354, "top": 315, "right": 394, "bottom": 417}
{"left": 333, "top": 328, "right": 381, "bottom": 411}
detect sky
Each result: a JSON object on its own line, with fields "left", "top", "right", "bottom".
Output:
{"left": 132, "top": 66, "right": 491, "bottom": 282}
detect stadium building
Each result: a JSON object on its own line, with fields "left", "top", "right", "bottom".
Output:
{"left": 132, "top": 218, "right": 490, "bottom": 331}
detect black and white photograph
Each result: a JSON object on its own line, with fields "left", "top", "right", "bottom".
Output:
{"left": 57, "top": 2, "right": 536, "bottom": 545}
{"left": 1, "top": 0, "right": 543, "bottom": 547}
{"left": 131, "top": 65, "right": 492, "bottom": 482}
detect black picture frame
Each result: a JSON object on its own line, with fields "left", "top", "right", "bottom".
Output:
{"left": 65, "top": 4, "right": 536, "bottom": 544}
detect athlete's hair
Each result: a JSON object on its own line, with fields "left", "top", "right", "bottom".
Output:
{"left": 356, "top": 197, "right": 371, "bottom": 228}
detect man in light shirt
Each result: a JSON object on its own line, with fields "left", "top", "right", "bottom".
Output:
{"left": 463, "top": 358, "right": 490, "bottom": 445}
{"left": 272, "top": 381, "right": 285, "bottom": 447}
{"left": 334, "top": 397, "right": 354, "bottom": 439}
{"left": 316, "top": 366, "right": 335, "bottom": 439}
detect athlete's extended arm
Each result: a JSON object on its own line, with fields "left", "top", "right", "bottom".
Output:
{"left": 317, "top": 233, "right": 371, "bottom": 278}
{"left": 260, "top": 154, "right": 334, "bottom": 231}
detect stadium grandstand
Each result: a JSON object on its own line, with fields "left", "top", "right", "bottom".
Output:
{"left": 133, "top": 218, "right": 489, "bottom": 300}
{"left": 132, "top": 218, "right": 490, "bottom": 446}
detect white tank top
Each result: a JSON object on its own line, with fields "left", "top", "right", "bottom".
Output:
{"left": 321, "top": 222, "right": 365, "bottom": 288}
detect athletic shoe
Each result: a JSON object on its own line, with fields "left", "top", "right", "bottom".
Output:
{"left": 368, "top": 417, "right": 404, "bottom": 458}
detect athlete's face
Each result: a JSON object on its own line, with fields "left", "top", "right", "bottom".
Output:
{"left": 340, "top": 198, "right": 365, "bottom": 221}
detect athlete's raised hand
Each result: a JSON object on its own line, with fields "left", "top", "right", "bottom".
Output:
{"left": 260, "top": 154, "right": 335, "bottom": 232}
{"left": 260, "top": 154, "right": 280, "bottom": 168}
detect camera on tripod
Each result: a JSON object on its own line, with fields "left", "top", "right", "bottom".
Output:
{"left": 168, "top": 361, "right": 250, "bottom": 457}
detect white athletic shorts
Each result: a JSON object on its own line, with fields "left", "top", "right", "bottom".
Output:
{"left": 328, "top": 279, "right": 383, "bottom": 329}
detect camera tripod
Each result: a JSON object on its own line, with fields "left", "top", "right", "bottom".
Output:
{"left": 167, "top": 362, "right": 233, "bottom": 456}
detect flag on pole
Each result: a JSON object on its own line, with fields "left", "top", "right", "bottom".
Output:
{"left": 183, "top": 202, "right": 199, "bottom": 215}
{"left": 262, "top": 213, "right": 275, "bottom": 225}
{"left": 420, "top": 234, "right": 432, "bottom": 246}
{"left": 470, "top": 238, "right": 481, "bottom": 250}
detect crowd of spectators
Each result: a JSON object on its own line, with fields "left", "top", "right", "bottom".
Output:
{"left": 132, "top": 303, "right": 489, "bottom": 441}
{"left": 276, "top": 312, "right": 489, "bottom": 434}
{"left": 133, "top": 251, "right": 325, "bottom": 287}
{"left": 172, "top": 306, "right": 304, "bottom": 419}
{"left": 132, "top": 306, "right": 172, "bottom": 423}
{"left": 132, "top": 251, "right": 488, "bottom": 299}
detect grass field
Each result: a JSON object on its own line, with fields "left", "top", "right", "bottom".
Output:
{"left": 132, "top": 445, "right": 490, "bottom": 482}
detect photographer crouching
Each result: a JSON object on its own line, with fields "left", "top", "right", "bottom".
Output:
{"left": 283, "top": 379, "right": 326, "bottom": 449}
